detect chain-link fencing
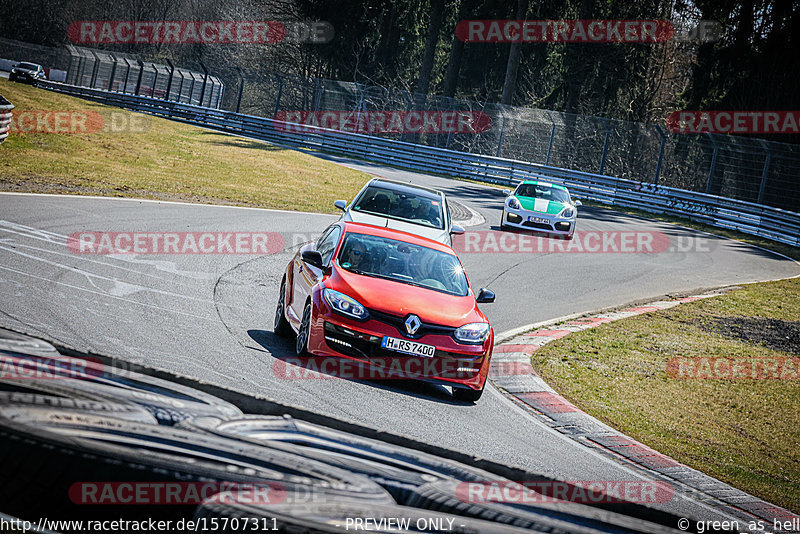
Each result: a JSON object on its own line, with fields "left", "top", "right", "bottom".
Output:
{"left": 0, "top": 36, "right": 797, "bottom": 213}
{"left": 233, "top": 72, "right": 800, "bottom": 213}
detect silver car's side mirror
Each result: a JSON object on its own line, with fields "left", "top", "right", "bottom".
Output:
{"left": 575, "top": 200, "right": 583, "bottom": 207}
{"left": 502, "top": 189, "right": 511, "bottom": 196}
{"left": 450, "top": 225, "right": 465, "bottom": 235}
{"left": 333, "top": 200, "right": 347, "bottom": 211}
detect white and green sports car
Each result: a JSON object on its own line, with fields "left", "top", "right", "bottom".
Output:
{"left": 501, "top": 180, "right": 581, "bottom": 239}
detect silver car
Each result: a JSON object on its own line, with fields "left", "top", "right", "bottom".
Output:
{"left": 334, "top": 178, "right": 464, "bottom": 245}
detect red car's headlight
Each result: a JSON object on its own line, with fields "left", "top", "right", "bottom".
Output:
{"left": 323, "top": 288, "right": 369, "bottom": 320}
{"left": 454, "top": 322, "right": 490, "bottom": 344}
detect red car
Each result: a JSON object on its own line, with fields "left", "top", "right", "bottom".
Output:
{"left": 274, "top": 221, "right": 495, "bottom": 402}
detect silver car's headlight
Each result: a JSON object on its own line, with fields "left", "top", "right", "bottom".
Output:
{"left": 324, "top": 288, "right": 369, "bottom": 320}
{"left": 560, "top": 207, "right": 575, "bottom": 218}
{"left": 507, "top": 197, "right": 521, "bottom": 210}
{"left": 454, "top": 322, "right": 490, "bottom": 344}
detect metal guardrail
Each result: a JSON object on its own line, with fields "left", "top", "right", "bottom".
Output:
{"left": 0, "top": 95, "right": 13, "bottom": 144}
{"left": 37, "top": 80, "right": 800, "bottom": 247}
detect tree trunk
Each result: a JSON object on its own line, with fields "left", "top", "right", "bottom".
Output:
{"left": 500, "top": 0, "right": 528, "bottom": 105}
{"left": 415, "top": 0, "right": 445, "bottom": 95}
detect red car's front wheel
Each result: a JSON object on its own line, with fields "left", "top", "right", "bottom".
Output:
{"left": 296, "top": 303, "right": 312, "bottom": 356}
{"left": 274, "top": 279, "right": 292, "bottom": 337}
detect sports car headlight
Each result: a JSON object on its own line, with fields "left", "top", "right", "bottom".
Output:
{"left": 560, "top": 207, "right": 575, "bottom": 218}
{"left": 454, "top": 322, "right": 490, "bottom": 344}
{"left": 324, "top": 289, "right": 369, "bottom": 320}
{"left": 507, "top": 197, "right": 521, "bottom": 210}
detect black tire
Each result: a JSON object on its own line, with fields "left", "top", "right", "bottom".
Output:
{"left": 178, "top": 415, "right": 505, "bottom": 505}
{"left": 0, "top": 411, "right": 393, "bottom": 524}
{"left": 453, "top": 385, "right": 484, "bottom": 402}
{"left": 500, "top": 213, "right": 509, "bottom": 231}
{"left": 0, "top": 352, "right": 242, "bottom": 425}
{"left": 295, "top": 302, "right": 312, "bottom": 356}
{"left": 273, "top": 278, "right": 292, "bottom": 338}
{"left": 0, "top": 391, "right": 157, "bottom": 424}
{"left": 194, "top": 500, "right": 535, "bottom": 534}
{"left": 407, "top": 480, "right": 681, "bottom": 534}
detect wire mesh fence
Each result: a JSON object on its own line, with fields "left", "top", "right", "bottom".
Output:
{"left": 0, "top": 36, "right": 797, "bottom": 213}
{"left": 62, "top": 46, "right": 224, "bottom": 108}
{"left": 0, "top": 39, "right": 225, "bottom": 108}
{"left": 232, "top": 72, "right": 800, "bottom": 213}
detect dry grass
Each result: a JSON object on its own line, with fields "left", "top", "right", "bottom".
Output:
{"left": 531, "top": 277, "right": 800, "bottom": 512}
{"left": 0, "top": 78, "right": 369, "bottom": 212}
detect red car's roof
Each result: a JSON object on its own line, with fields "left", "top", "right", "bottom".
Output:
{"left": 339, "top": 221, "right": 455, "bottom": 254}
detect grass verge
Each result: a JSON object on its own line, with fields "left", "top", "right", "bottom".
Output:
{"left": 531, "top": 277, "right": 800, "bottom": 512}
{"left": 0, "top": 78, "right": 369, "bottom": 212}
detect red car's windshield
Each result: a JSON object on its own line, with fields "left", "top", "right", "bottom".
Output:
{"left": 337, "top": 232, "right": 468, "bottom": 296}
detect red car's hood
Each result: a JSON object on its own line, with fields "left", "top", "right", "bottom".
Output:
{"left": 328, "top": 265, "right": 484, "bottom": 327}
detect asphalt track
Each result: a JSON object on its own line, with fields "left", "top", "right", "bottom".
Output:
{"left": 1, "top": 155, "right": 798, "bottom": 524}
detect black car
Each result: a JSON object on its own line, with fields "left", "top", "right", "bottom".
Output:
{"left": 9, "top": 62, "right": 46, "bottom": 84}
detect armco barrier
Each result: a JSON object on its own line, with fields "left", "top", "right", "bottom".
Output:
{"left": 36, "top": 80, "right": 800, "bottom": 247}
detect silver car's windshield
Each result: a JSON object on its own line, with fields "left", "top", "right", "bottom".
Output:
{"left": 337, "top": 232, "right": 468, "bottom": 296}
{"left": 351, "top": 186, "right": 444, "bottom": 229}
{"left": 17, "top": 63, "right": 39, "bottom": 70}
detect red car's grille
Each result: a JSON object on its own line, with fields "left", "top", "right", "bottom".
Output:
{"left": 366, "top": 309, "right": 456, "bottom": 340}
{"left": 323, "top": 322, "right": 473, "bottom": 361}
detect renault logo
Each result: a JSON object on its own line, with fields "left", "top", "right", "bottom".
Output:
{"left": 405, "top": 314, "right": 421, "bottom": 335}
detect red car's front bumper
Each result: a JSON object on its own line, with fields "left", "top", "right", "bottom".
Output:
{"left": 304, "top": 293, "right": 492, "bottom": 391}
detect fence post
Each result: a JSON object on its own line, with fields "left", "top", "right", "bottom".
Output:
{"left": 135, "top": 60, "right": 144, "bottom": 95}
{"left": 122, "top": 58, "right": 131, "bottom": 93}
{"left": 495, "top": 112, "right": 506, "bottom": 157}
{"left": 165, "top": 59, "right": 174, "bottom": 101}
{"left": 273, "top": 73, "right": 283, "bottom": 118}
{"left": 654, "top": 124, "right": 666, "bottom": 186}
{"left": 545, "top": 110, "right": 556, "bottom": 165}
{"left": 150, "top": 63, "right": 158, "bottom": 97}
{"left": 757, "top": 139, "right": 771, "bottom": 204}
{"left": 108, "top": 54, "right": 117, "bottom": 91}
{"left": 198, "top": 60, "right": 209, "bottom": 107}
{"left": 313, "top": 80, "right": 323, "bottom": 113}
{"left": 64, "top": 46, "right": 76, "bottom": 85}
{"left": 178, "top": 71, "right": 186, "bottom": 103}
{"left": 235, "top": 67, "right": 244, "bottom": 113}
{"left": 599, "top": 118, "right": 611, "bottom": 174}
{"left": 705, "top": 133, "right": 718, "bottom": 194}
{"left": 89, "top": 50, "right": 100, "bottom": 88}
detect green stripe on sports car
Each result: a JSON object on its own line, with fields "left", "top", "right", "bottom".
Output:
{"left": 516, "top": 197, "right": 565, "bottom": 214}
{"left": 515, "top": 181, "right": 569, "bottom": 214}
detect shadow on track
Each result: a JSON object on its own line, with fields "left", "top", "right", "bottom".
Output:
{"left": 247, "top": 328, "right": 468, "bottom": 405}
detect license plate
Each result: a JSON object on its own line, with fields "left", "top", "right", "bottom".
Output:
{"left": 381, "top": 336, "right": 436, "bottom": 357}
{"left": 528, "top": 216, "right": 549, "bottom": 224}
